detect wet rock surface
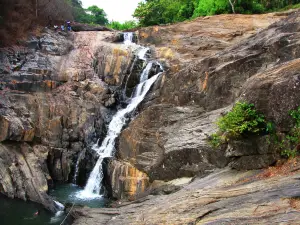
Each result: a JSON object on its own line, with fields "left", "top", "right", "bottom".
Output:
{"left": 106, "top": 160, "right": 150, "bottom": 200}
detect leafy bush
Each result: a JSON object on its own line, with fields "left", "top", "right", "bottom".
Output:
{"left": 208, "top": 133, "right": 225, "bottom": 148}
{"left": 133, "top": 0, "right": 300, "bottom": 27}
{"left": 208, "top": 102, "right": 300, "bottom": 159}
{"left": 208, "top": 101, "right": 267, "bottom": 148}
{"left": 217, "top": 102, "right": 266, "bottom": 137}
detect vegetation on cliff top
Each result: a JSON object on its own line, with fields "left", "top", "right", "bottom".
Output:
{"left": 133, "top": 0, "right": 300, "bottom": 26}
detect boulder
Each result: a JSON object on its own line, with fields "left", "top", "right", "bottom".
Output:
{"left": 106, "top": 160, "right": 150, "bottom": 200}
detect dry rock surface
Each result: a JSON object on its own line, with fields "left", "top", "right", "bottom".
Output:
{"left": 72, "top": 159, "right": 300, "bottom": 224}
{"left": 118, "top": 10, "right": 300, "bottom": 184}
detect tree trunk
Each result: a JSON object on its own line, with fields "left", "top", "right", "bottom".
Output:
{"left": 36, "top": 0, "right": 38, "bottom": 17}
{"left": 228, "top": 0, "right": 235, "bottom": 14}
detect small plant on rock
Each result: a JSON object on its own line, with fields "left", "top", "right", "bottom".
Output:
{"left": 217, "top": 102, "right": 266, "bottom": 137}
{"left": 208, "top": 101, "right": 267, "bottom": 148}
{"left": 208, "top": 133, "right": 225, "bottom": 148}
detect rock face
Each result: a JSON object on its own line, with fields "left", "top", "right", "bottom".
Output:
{"left": 138, "top": 13, "right": 287, "bottom": 66}
{"left": 0, "top": 29, "right": 144, "bottom": 208}
{"left": 72, "top": 160, "right": 300, "bottom": 225}
{"left": 0, "top": 142, "right": 56, "bottom": 211}
{"left": 107, "top": 160, "right": 149, "bottom": 200}
{"left": 116, "top": 10, "right": 300, "bottom": 186}
{"left": 119, "top": 106, "right": 230, "bottom": 181}
{"left": 2, "top": 9, "right": 300, "bottom": 216}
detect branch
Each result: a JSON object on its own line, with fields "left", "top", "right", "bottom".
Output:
{"left": 228, "top": 0, "right": 236, "bottom": 14}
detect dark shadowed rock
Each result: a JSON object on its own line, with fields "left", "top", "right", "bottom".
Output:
{"left": 71, "top": 23, "right": 113, "bottom": 32}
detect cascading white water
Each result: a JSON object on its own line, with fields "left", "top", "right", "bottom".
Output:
{"left": 133, "top": 62, "right": 154, "bottom": 97}
{"left": 73, "top": 150, "right": 85, "bottom": 184}
{"left": 124, "top": 32, "right": 133, "bottom": 45}
{"left": 139, "top": 62, "right": 153, "bottom": 83}
{"left": 78, "top": 48, "right": 163, "bottom": 198}
{"left": 138, "top": 47, "right": 149, "bottom": 60}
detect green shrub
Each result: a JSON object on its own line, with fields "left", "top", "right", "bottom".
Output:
{"left": 273, "top": 107, "right": 300, "bottom": 158}
{"left": 281, "top": 149, "right": 297, "bottom": 158}
{"left": 208, "top": 101, "right": 267, "bottom": 148}
{"left": 208, "top": 133, "right": 225, "bottom": 148}
{"left": 217, "top": 102, "right": 266, "bottom": 137}
{"left": 208, "top": 103, "right": 300, "bottom": 159}
{"left": 108, "top": 20, "right": 138, "bottom": 31}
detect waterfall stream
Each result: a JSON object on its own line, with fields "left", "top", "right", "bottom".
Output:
{"left": 124, "top": 32, "right": 134, "bottom": 45}
{"left": 73, "top": 150, "right": 85, "bottom": 184}
{"left": 77, "top": 33, "right": 163, "bottom": 198}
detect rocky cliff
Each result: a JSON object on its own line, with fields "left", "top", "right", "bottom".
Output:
{"left": 117, "top": 11, "right": 299, "bottom": 183}
{"left": 0, "top": 29, "right": 144, "bottom": 209}
{"left": 1, "top": 8, "right": 300, "bottom": 224}
{"left": 71, "top": 9, "right": 300, "bottom": 224}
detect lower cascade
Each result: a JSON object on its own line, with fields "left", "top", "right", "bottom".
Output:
{"left": 78, "top": 43, "right": 163, "bottom": 198}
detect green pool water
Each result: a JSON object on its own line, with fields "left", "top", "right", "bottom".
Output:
{"left": 1, "top": 184, "right": 109, "bottom": 225}
{"left": 0, "top": 194, "right": 63, "bottom": 225}
{"left": 49, "top": 184, "right": 109, "bottom": 208}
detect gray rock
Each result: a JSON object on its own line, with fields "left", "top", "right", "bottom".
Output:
{"left": 229, "top": 154, "right": 277, "bottom": 170}
{"left": 0, "top": 142, "right": 56, "bottom": 212}
{"left": 226, "top": 140, "right": 258, "bottom": 157}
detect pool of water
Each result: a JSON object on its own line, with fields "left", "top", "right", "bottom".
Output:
{"left": 1, "top": 184, "right": 109, "bottom": 225}
{"left": 49, "top": 184, "right": 109, "bottom": 208}
{"left": 0, "top": 194, "right": 64, "bottom": 225}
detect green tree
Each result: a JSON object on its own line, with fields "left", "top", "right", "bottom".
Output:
{"left": 193, "top": 0, "right": 229, "bottom": 16}
{"left": 133, "top": 0, "right": 299, "bottom": 27}
{"left": 86, "top": 5, "right": 108, "bottom": 25}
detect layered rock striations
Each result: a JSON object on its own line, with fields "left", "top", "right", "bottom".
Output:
{"left": 0, "top": 29, "right": 141, "bottom": 209}
{"left": 117, "top": 11, "right": 300, "bottom": 186}
{"left": 2, "top": 9, "right": 300, "bottom": 224}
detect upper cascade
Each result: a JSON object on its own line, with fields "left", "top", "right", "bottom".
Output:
{"left": 124, "top": 32, "right": 134, "bottom": 45}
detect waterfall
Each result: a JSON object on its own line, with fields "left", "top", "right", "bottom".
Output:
{"left": 124, "top": 32, "right": 133, "bottom": 45}
{"left": 138, "top": 47, "right": 149, "bottom": 60}
{"left": 73, "top": 150, "right": 85, "bottom": 184}
{"left": 78, "top": 48, "right": 163, "bottom": 198}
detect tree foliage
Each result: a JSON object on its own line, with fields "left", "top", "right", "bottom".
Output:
{"left": 0, "top": 0, "right": 73, "bottom": 46}
{"left": 67, "top": 1, "right": 108, "bottom": 25}
{"left": 134, "top": 0, "right": 300, "bottom": 26}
